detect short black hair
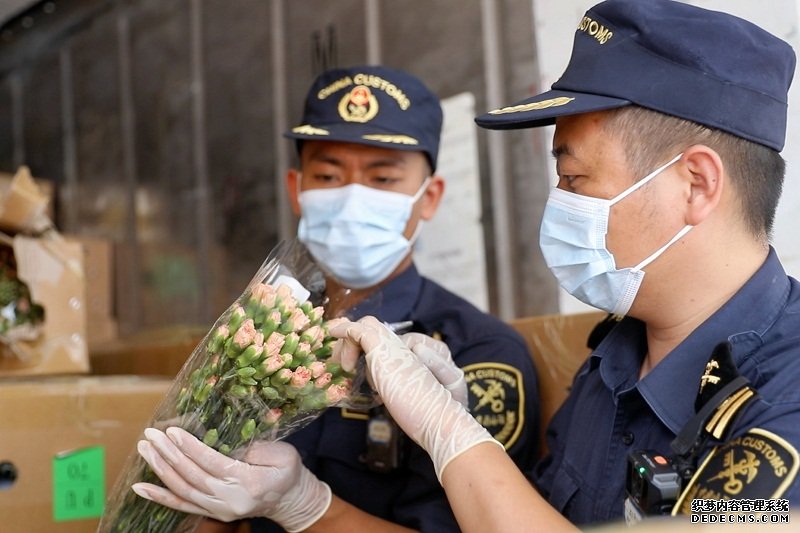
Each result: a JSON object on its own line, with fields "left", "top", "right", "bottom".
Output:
{"left": 603, "top": 106, "right": 785, "bottom": 241}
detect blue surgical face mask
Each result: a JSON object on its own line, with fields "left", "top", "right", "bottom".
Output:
{"left": 539, "top": 153, "right": 692, "bottom": 316}
{"left": 297, "top": 177, "right": 429, "bottom": 289}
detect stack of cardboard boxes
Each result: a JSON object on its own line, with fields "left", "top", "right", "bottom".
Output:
{"left": 0, "top": 167, "right": 174, "bottom": 532}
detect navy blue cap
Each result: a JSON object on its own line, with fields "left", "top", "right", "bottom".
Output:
{"left": 284, "top": 65, "right": 443, "bottom": 170}
{"left": 475, "top": 0, "right": 796, "bottom": 151}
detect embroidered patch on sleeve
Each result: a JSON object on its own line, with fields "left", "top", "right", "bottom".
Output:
{"left": 463, "top": 362, "right": 525, "bottom": 449}
{"left": 672, "top": 428, "right": 799, "bottom": 515}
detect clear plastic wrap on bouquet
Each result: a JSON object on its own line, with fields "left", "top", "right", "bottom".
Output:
{"left": 98, "top": 239, "right": 377, "bottom": 533}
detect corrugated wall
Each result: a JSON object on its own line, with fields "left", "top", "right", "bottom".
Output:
{"left": 0, "top": 0, "right": 559, "bottom": 335}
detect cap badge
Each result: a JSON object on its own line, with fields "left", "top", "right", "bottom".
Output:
{"left": 338, "top": 85, "right": 379, "bottom": 123}
{"left": 489, "top": 96, "right": 575, "bottom": 115}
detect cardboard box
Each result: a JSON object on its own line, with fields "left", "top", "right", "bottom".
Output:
{"left": 510, "top": 311, "right": 606, "bottom": 455}
{"left": 0, "top": 375, "right": 172, "bottom": 533}
{"left": 69, "top": 236, "right": 114, "bottom": 320}
{"left": 89, "top": 326, "right": 207, "bottom": 378}
{"left": 0, "top": 166, "right": 54, "bottom": 234}
{"left": 67, "top": 235, "right": 118, "bottom": 349}
{"left": 0, "top": 235, "right": 89, "bottom": 376}
{"left": 86, "top": 316, "right": 119, "bottom": 349}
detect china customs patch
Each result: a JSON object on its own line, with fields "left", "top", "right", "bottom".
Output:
{"left": 673, "top": 428, "right": 799, "bottom": 514}
{"left": 463, "top": 362, "right": 525, "bottom": 449}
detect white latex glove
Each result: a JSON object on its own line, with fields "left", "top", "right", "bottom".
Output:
{"left": 132, "top": 427, "right": 331, "bottom": 532}
{"left": 400, "top": 332, "right": 468, "bottom": 407}
{"left": 329, "top": 316, "right": 501, "bottom": 481}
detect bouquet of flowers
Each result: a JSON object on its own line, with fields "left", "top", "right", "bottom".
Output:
{"left": 98, "top": 240, "right": 373, "bottom": 533}
{"left": 0, "top": 243, "right": 45, "bottom": 347}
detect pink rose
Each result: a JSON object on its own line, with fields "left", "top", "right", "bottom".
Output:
{"left": 309, "top": 361, "right": 326, "bottom": 378}
{"left": 274, "top": 368, "right": 293, "bottom": 383}
{"left": 263, "top": 354, "right": 285, "bottom": 375}
{"left": 300, "top": 325, "right": 324, "bottom": 351}
{"left": 233, "top": 318, "right": 257, "bottom": 348}
{"left": 282, "top": 332, "right": 300, "bottom": 355}
{"left": 231, "top": 305, "right": 246, "bottom": 321}
{"left": 314, "top": 372, "right": 332, "bottom": 388}
{"left": 252, "top": 283, "right": 277, "bottom": 308}
{"left": 290, "top": 366, "right": 312, "bottom": 388}
{"left": 244, "top": 343, "right": 264, "bottom": 362}
{"left": 264, "top": 331, "right": 285, "bottom": 357}
{"left": 325, "top": 383, "right": 350, "bottom": 404}
{"left": 295, "top": 342, "right": 312, "bottom": 360}
{"left": 276, "top": 284, "right": 298, "bottom": 311}
{"left": 209, "top": 325, "right": 231, "bottom": 353}
{"left": 226, "top": 305, "right": 248, "bottom": 333}
{"left": 308, "top": 306, "right": 324, "bottom": 323}
{"left": 288, "top": 308, "right": 310, "bottom": 332}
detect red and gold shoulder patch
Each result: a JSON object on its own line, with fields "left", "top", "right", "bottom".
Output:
{"left": 673, "top": 428, "right": 799, "bottom": 514}
{"left": 463, "top": 362, "right": 525, "bottom": 449}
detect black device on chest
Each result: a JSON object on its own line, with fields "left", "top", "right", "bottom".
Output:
{"left": 624, "top": 342, "right": 758, "bottom": 523}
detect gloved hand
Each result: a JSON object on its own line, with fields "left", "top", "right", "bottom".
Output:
{"left": 132, "top": 427, "right": 331, "bottom": 532}
{"left": 400, "top": 332, "right": 468, "bottom": 407}
{"left": 329, "top": 316, "right": 501, "bottom": 481}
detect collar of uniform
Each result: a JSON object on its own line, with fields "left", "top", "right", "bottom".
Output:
{"left": 590, "top": 317, "right": 646, "bottom": 399}
{"left": 348, "top": 263, "right": 422, "bottom": 323}
{"left": 634, "top": 247, "right": 791, "bottom": 435}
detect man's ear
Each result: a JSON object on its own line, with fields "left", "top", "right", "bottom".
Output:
{"left": 681, "top": 145, "right": 724, "bottom": 226}
{"left": 420, "top": 175, "right": 445, "bottom": 221}
{"left": 286, "top": 169, "right": 302, "bottom": 216}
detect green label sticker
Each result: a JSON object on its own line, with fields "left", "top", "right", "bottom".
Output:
{"left": 52, "top": 446, "right": 105, "bottom": 521}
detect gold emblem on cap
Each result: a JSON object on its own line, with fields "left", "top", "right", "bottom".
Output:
{"left": 338, "top": 85, "right": 379, "bottom": 123}
{"left": 489, "top": 96, "right": 575, "bottom": 116}
{"left": 291, "top": 125, "right": 330, "bottom": 136}
{"left": 362, "top": 134, "right": 419, "bottom": 145}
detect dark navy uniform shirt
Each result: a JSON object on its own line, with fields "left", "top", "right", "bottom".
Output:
{"left": 535, "top": 248, "right": 800, "bottom": 526}
{"left": 252, "top": 264, "right": 539, "bottom": 532}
